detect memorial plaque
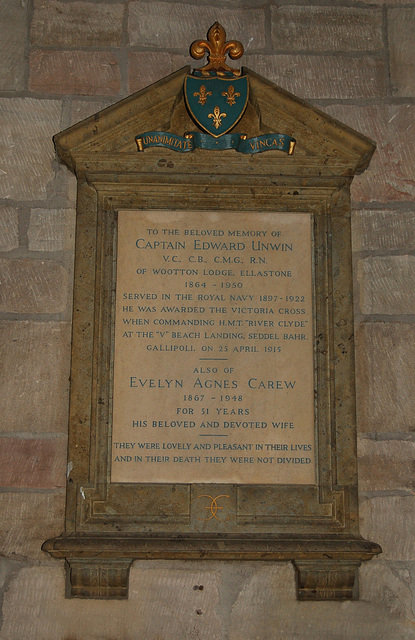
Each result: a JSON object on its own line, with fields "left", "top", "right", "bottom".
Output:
{"left": 43, "top": 23, "right": 381, "bottom": 601}
{"left": 111, "top": 210, "right": 315, "bottom": 485}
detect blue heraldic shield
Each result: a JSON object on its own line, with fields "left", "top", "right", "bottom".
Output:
{"left": 184, "top": 74, "right": 249, "bottom": 138}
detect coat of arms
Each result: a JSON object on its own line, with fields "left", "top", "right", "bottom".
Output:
{"left": 184, "top": 23, "right": 248, "bottom": 137}
{"left": 136, "top": 22, "right": 295, "bottom": 155}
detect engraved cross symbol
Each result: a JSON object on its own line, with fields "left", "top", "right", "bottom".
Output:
{"left": 198, "top": 494, "right": 229, "bottom": 521}
{"left": 208, "top": 106, "right": 227, "bottom": 130}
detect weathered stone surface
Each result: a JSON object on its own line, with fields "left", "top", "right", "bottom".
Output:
{"left": 229, "top": 563, "right": 414, "bottom": 639}
{"left": 0, "top": 206, "right": 19, "bottom": 251}
{"left": 244, "top": 54, "right": 385, "bottom": 99}
{"left": 128, "top": 2, "right": 266, "bottom": 49}
{"left": 0, "top": 564, "right": 222, "bottom": 639}
{"left": 323, "top": 104, "right": 415, "bottom": 203}
{"left": 360, "top": 0, "right": 415, "bottom": 4}
{"left": 360, "top": 560, "right": 415, "bottom": 622}
{"left": 0, "top": 556, "right": 25, "bottom": 594}
{"left": 271, "top": 6, "right": 383, "bottom": 52}
{"left": 29, "top": 50, "right": 121, "bottom": 96}
{"left": 0, "top": 437, "right": 66, "bottom": 488}
{"left": 0, "top": 98, "right": 61, "bottom": 201}
{"left": 49, "top": 163, "right": 78, "bottom": 215}
{"left": 360, "top": 496, "right": 415, "bottom": 561}
{"left": 31, "top": 0, "right": 124, "bottom": 47}
{"left": 171, "top": 54, "right": 190, "bottom": 73}
{"left": 129, "top": 565, "right": 222, "bottom": 639}
{"left": 355, "top": 323, "right": 415, "bottom": 432}
{"left": 388, "top": 8, "right": 415, "bottom": 97}
{"left": 0, "top": 493, "right": 65, "bottom": 562}
{"left": 352, "top": 210, "right": 415, "bottom": 253}
{"left": 129, "top": 52, "right": 177, "bottom": 93}
{"left": 1, "top": 561, "right": 414, "bottom": 639}
{"left": 358, "top": 438, "right": 415, "bottom": 491}
{"left": 0, "top": 0, "right": 27, "bottom": 91}
{"left": 0, "top": 556, "right": 27, "bottom": 626}
{"left": 0, "top": 259, "right": 69, "bottom": 314}
{"left": 356, "top": 255, "right": 415, "bottom": 315}
{"left": 0, "top": 322, "right": 71, "bottom": 433}
{"left": 68, "top": 99, "right": 115, "bottom": 127}
{"left": 28, "top": 209, "right": 75, "bottom": 252}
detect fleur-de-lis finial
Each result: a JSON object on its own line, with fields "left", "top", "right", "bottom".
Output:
{"left": 190, "top": 22, "right": 244, "bottom": 77}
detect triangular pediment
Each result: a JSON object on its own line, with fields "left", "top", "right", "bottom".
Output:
{"left": 54, "top": 66, "right": 375, "bottom": 176}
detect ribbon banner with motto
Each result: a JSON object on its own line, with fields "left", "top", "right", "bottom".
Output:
{"left": 136, "top": 130, "right": 295, "bottom": 155}
{"left": 135, "top": 23, "right": 295, "bottom": 156}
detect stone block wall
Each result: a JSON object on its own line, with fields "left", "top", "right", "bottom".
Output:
{"left": 0, "top": 1, "right": 414, "bottom": 638}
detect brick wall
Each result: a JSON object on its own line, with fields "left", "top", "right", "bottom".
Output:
{"left": 0, "top": 1, "right": 414, "bottom": 638}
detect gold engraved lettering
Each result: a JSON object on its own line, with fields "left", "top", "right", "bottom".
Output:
{"left": 198, "top": 494, "right": 229, "bottom": 521}
{"left": 208, "top": 106, "right": 226, "bottom": 130}
{"left": 222, "top": 85, "right": 240, "bottom": 106}
{"left": 193, "top": 85, "right": 212, "bottom": 105}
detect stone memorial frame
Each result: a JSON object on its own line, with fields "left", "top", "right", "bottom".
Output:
{"left": 43, "top": 65, "right": 381, "bottom": 600}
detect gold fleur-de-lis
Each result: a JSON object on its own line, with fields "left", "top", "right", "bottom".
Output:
{"left": 193, "top": 84, "right": 212, "bottom": 105}
{"left": 190, "top": 22, "right": 244, "bottom": 77}
{"left": 208, "top": 105, "right": 226, "bottom": 129}
{"left": 222, "top": 85, "right": 240, "bottom": 106}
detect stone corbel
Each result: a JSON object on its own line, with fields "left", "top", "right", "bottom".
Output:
{"left": 294, "top": 559, "right": 361, "bottom": 601}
